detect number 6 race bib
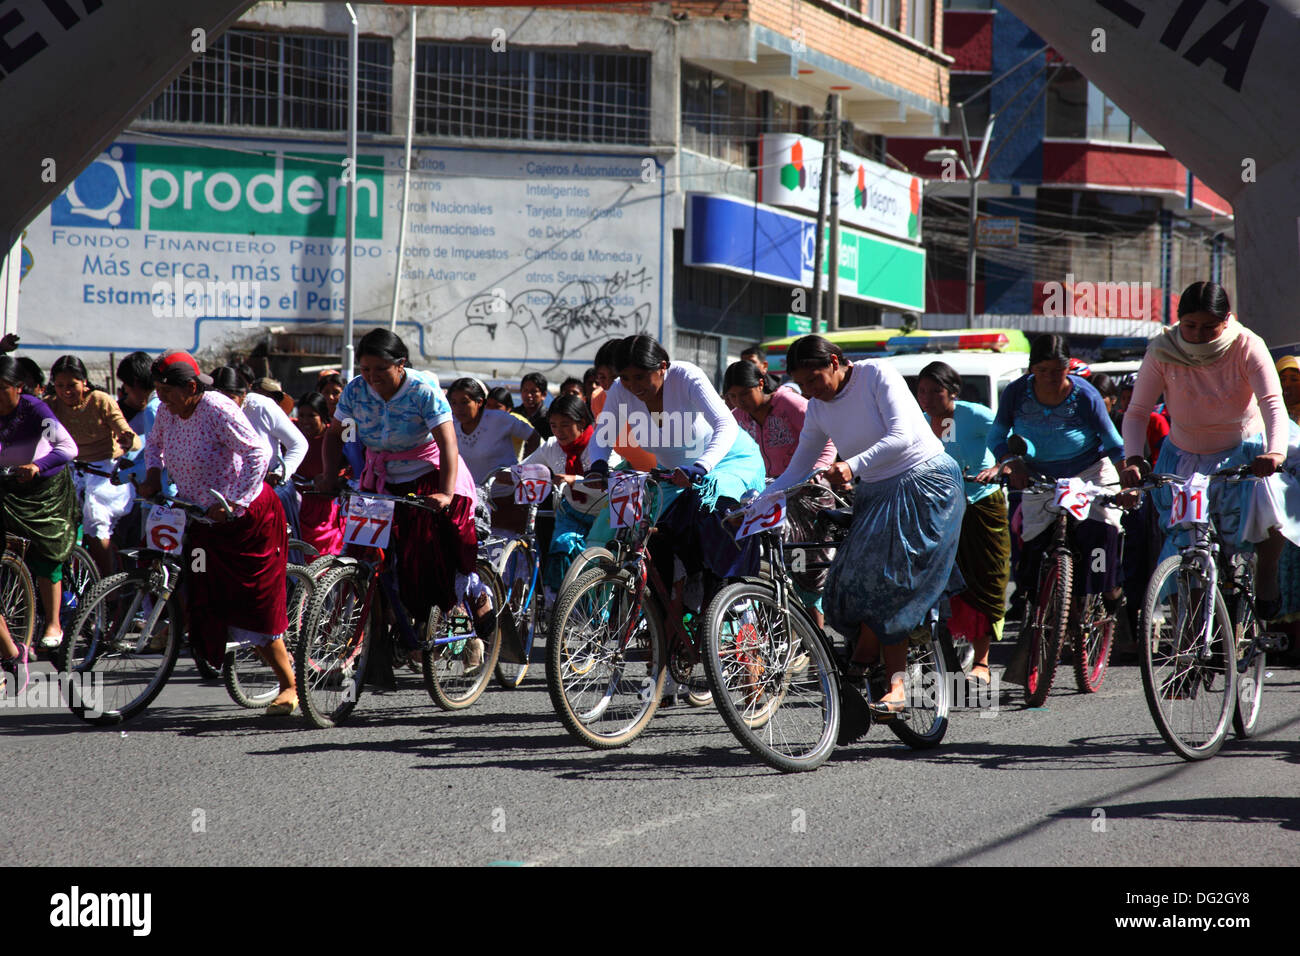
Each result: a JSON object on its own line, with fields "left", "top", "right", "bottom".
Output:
{"left": 511, "top": 463, "right": 552, "bottom": 506}
{"left": 145, "top": 505, "right": 187, "bottom": 555}
{"left": 608, "top": 472, "right": 647, "bottom": 529}
{"left": 1169, "top": 473, "right": 1210, "bottom": 528}
{"left": 344, "top": 496, "right": 396, "bottom": 548}
{"left": 734, "top": 492, "right": 787, "bottom": 540}
{"left": 1052, "top": 478, "right": 1095, "bottom": 520}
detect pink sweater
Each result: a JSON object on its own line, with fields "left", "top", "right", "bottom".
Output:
{"left": 1122, "top": 328, "right": 1286, "bottom": 459}
{"left": 733, "top": 386, "right": 836, "bottom": 479}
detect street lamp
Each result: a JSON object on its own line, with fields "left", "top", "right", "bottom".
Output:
{"left": 926, "top": 107, "right": 998, "bottom": 327}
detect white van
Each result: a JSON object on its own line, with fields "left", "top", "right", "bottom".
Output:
{"left": 877, "top": 337, "right": 1030, "bottom": 416}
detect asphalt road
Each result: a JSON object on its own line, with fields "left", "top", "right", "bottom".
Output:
{"left": 4, "top": 645, "right": 1297, "bottom": 867}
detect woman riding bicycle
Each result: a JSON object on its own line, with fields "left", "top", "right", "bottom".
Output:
{"left": 588, "top": 335, "right": 766, "bottom": 626}
{"left": 447, "top": 377, "right": 539, "bottom": 485}
{"left": 589, "top": 339, "right": 656, "bottom": 472}
{"left": 723, "top": 358, "right": 836, "bottom": 628}
{"left": 516, "top": 393, "right": 620, "bottom": 592}
{"left": 47, "top": 355, "right": 139, "bottom": 586}
{"left": 978, "top": 335, "right": 1125, "bottom": 634}
{"left": 768, "top": 335, "right": 965, "bottom": 716}
{"left": 315, "top": 329, "right": 494, "bottom": 664}
{"left": 0, "top": 355, "right": 79, "bottom": 652}
{"left": 1119, "top": 281, "right": 1299, "bottom": 619}
{"left": 916, "top": 360, "right": 1010, "bottom": 692}
{"left": 136, "top": 351, "right": 297, "bottom": 716}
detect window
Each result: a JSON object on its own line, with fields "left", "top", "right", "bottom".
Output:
{"left": 1086, "top": 81, "right": 1157, "bottom": 144}
{"left": 143, "top": 30, "right": 392, "bottom": 133}
{"left": 681, "top": 64, "right": 762, "bottom": 167}
{"left": 867, "top": 0, "right": 900, "bottom": 30}
{"left": 907, "top": 1, "right": 934, "bottom": 45}
{"left": 1044, "top": 66, "right": 1087, "bottom": 138}
{"left": 943, "top": 74, "right": 990, "bottom": 137}
{"left": 415, "top": 43, "right": 649, "bottom": 145}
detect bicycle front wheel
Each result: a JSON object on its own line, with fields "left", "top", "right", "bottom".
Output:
{"left": 296, "top": 564, "right": 375, "bottom": 728}
{"left": 0, "top": 550, "right": 37, "bottom": 649}
{"left": 1139, "top": 556, "right": 1236, "bottom": 760}
{"left": 546, "top": 566, "right": 665, "bottom": 748}
{"left": 224, "top": 564, "right": 313, "bottom": 709}
{"left": 702, "top": 581, "right": 839, "bottom": 772}
{"left": 1232, "top": 592, "right": 1265, "bottom": 738}
{"left": 1025, "top": 554, "right": 1069, "bottom": 707}
{"left": 424, "top": 558, "right": 503, "bottom": 710}
{"left": 59, "top": 544, "right": 101, "bottom": 636}
{"left": 62, "top": 572, "right": 182, "bottom": 726}
{"left": 889, "top": 624, "right": 953, "bottom": 750}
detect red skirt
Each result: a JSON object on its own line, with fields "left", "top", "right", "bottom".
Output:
{"left": 187, "top": 483, "right": 289, "bottom": 667}
{"left": 385, "top": 469, "right": 477, "bottom": 622}
{"left": 298, "top": 489, "right": 345, "bottom": 555}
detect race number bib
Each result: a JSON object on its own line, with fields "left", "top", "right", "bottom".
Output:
{"left": 344, "top": 496, "right": 396, "bottom": 548}
{"left": 608, "top": 472, "right": 647, "bottom": 529}
{"left": 145, "top": 505, "right": 187, "bottom": 555}
{"left": 511, "top": 463, "right": 552, "bottom": 506}
{"left": 1052, "top": 478, "right": 1094, "bottom": 520}
{"left": 1169, "top": 473, "right": 1210, "bottom": 527}
{"left": 735, "top": 492, "right": 787, "bottom": 540}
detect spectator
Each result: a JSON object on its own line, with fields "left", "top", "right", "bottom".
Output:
{"left": 560, "top": 377, "right": 583, "bottom": 400}
{"left": 741, "top": 345, "right": 782, "bottom": 393}
{"left": 520, "top": 371, "right": 552, "bottom": 439}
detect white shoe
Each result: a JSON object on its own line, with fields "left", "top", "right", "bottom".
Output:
{"left": 40, "top": 633, "right": 64, "bottom": 650}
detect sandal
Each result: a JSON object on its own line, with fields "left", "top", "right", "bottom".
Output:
{"left": 264, "top": 690, "right": 298, "bottom": 717}
{"left": 868, "top": 697, "right": 906, "bottom": 720}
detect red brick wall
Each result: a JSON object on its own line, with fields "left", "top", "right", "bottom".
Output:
{"left": 944, "top": 10, "right": 992, "bottom": 73}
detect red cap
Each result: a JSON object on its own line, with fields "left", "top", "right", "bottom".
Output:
{"left": 152, "top": 350, "right": 214, "bottom": 387}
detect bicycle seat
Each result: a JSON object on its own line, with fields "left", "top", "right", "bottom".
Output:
{"left": 819, "top": 508, "right": 854, "bottom": 529}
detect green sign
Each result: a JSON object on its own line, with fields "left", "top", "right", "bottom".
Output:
{"left": 820, "top": 225, "right": 925, "bottom": 312}
{"left": 135, "top": 145, "right": 384, "bottom": 238}
{"left": 763, "top": 313, "right": 812, "bottom": 338}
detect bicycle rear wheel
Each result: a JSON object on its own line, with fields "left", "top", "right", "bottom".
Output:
{"left": 889, "top": 624, "right": 953, "bottom": 749}
{"left": 61, "top": 571, "right": 182, "bottom": 725}
{"left": 424, "top": 558, "right": 504, "bottom": 710}
{"left": 1232, "top": 599, "right": 1264, "bottom": 738}
{"left": 0, "top": 550, "right": 36, "bottom": 649}
{"left": 59, "top": 544, "right": 100, "bottom": 637}
{"left": 1139, "top": 556, "right": 1236, "bottom": 760}
{"left": 1025, "top": 554, "right": 1069, "bottom": 707}
{"left": 1073, "top": 593, "right": 1115, "bottom": 693}
{"left": 547, "top": 566, "right": 665, "bottom": 748}
{"left": 296, "top": 564, "right": 375, "bottom": 728}
{"left": 702, "top": 581, "right": 839, "bottom": 772}
{"left": 224, "top": 564, "right": 313, "bottom": 709}
{"left": 494, "top": 539, "right": 536, "bottom": 689}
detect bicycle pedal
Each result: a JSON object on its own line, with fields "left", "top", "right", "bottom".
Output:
{"left": 1258, "top": 632, "right": 1286, "bottom": 652}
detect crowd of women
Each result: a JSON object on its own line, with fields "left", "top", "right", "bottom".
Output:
{"left": 3, "top": 279, "right": 1298, "bottom": 723}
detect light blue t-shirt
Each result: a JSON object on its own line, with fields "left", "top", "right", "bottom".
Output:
{"left": 925, "top": 400, "right": 996, "bottom": 504}
{"left": 335, "top": 368, "right": 453, "bottom": 485}
{"left": 121, "top": 394, "right": 175, "bottom": 494}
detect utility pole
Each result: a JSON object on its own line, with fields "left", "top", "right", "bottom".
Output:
{"left": 342, "top": 3, "right": 359, "bottom": 379}
{"left": 810, "top": 97, "right": 833, "bottom": 334}
{"left": 827, "top": 93, "right": 842, "bottom": 332}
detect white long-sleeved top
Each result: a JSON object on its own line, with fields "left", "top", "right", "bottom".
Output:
{"left": 520, "top": 438, "right": 621, "bottom": 513}
{"left": 590, "top": 361, "right": 737, "bottom": 472}
{"left": 768, "top": 359, "right": 944, "bottom": 493}
{"left": 242, "top": 392, "right": 308, "bottom": 478}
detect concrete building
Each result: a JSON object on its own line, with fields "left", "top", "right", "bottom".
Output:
{"left": 17, "top": 0, "right": 950, "bottom": 386}
{"left": 887, "top": 0, "right": 1235, "bottom": 349}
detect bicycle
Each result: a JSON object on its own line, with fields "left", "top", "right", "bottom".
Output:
{"left": 1132, "top": 464, "right": 1289, "bottom": 760}
{"left": 294, "top": 486, "right": 503, "bottom": 728}
{"left": 982, "top": 457, "right": 1125, "bottom": 705}
{"left": 702, "top": 473, "right": 958, "bottom": 771}
{"left": 59, "top": 480, "right": 233, "bottom": 725}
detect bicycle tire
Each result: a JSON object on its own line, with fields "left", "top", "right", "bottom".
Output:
{"left": 424, "top": 558, "right": 504, "bottom": 710}
{"left": 1025, "top": 554, "right": 1069, "bottom": 707}
{"left": 556, "top": 545, "right": 616, "bottom": 599}
{"left": 58, "top": 544, "right": 101, "bottom": 637}
{"left": 701, "top": 580, "right": 839, "bottom": 772}
{"left": 295, "top": 564, "right": 375, "bottom": 728}
{"left": 223, "top": 564, "right": 313, "bottom": 709}
{"left": 62, "top": 571, "right": 182, "bottom": 726}
{"left": 889, "top": 624, "right": 953, "bottom": 749}
{"left": 494, "top": 539, "right": 536, "bottom": 689}
{"left": 191, "top": 640, "right": 222, "bottom": 681}
{"left": 288, "top": 538, "right": 320, "bottom": 564}
{"left": 0, "top": 550, "right": 37, "bottom": 649}
{"left": 1073, "top": 593, "right": 1115, "bottom": 693}
{"left": 1232, "top": 595, "right": 1265, "bottom": 739}
{"left": 1139, "top": 555, "right": 1236, "bottom": 761}
{"left": 546, "top": 566, "right": 665, "bottom": 748}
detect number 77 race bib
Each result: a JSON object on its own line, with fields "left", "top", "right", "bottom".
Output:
{"left": 344, "top": 496, "right": 396, "bottom": 548}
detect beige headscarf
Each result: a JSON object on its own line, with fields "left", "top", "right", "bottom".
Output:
{"left": 1146, "top": 315, "right": 1242, "bottom": 367}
